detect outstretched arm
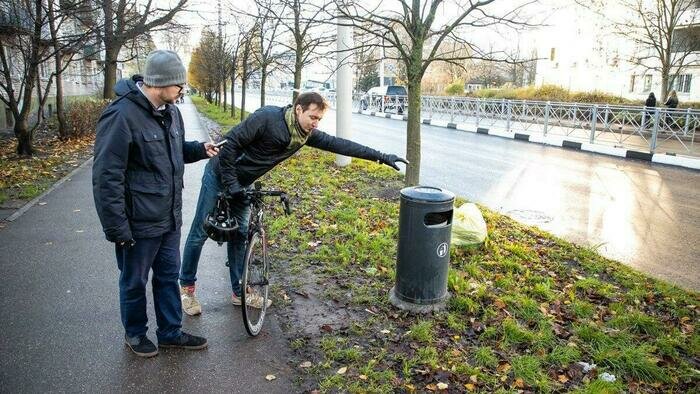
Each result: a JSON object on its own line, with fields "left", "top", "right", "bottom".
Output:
{"left": 306, "top": 129, "right": 408, "bottom": 171}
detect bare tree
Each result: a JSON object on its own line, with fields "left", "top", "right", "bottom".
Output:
{"left": 226, "top": 25, "right": 244, "bottom": 118}
{"left": 354, "top": 43, "right": 380, "bottom": 93}
{"left": 160, "top": 24, "right": 190, "bottom": 54}
{"left": 238, "top": 24, "right": 260, "bottom": 120}
{"left": 0, "top": 0, "right": 92, "bottom": 155}
{"left": 336, "top": 0, "right": 540, "bottom": 185}
{"left": 268, "top": 0, "right": 336, "bottom": 102}
{"left": 581, "top": 0, "right": 700, "bottom": 101}
{"left": 95, "top": 0, "right": 188, "bottom": 99}
{"left": 251, "top": 0, "right": 286, "bottom": 107}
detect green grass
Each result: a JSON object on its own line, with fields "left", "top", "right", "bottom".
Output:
{"left": 408, "top": 321, "right": 433, "bottom": 344}
{"left": 473, "top": 346, "right": 499, "bottom": 368}
{"left": 190, "top": 95, "right": 247, "bottom": 128}
{"left": 196, "top": 109, "right": 700, "bottom": 392}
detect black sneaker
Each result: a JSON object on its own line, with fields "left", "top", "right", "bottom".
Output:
{"left": 158, "top": 332, "right": 208, "bottom": 350}
{"left": 125, "top": 335, "right": 158, "bottom": 358}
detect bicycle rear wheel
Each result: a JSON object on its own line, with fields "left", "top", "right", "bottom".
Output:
{"left": 241, "top": 231, "right": 269, "bottom": 336}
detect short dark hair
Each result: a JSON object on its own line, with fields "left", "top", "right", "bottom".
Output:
{"left": 294, "top": 92, "right": 329, "bottom": 112}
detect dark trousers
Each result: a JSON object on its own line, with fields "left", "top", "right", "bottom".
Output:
{"left": 116, "top": 228, "right": 182, "bottom": 341}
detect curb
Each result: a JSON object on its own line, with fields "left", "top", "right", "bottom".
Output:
{"left": 5, "top": 157, "right": 93, "bottom": 222}
{"left": 356, "top": 110, "right": 700, "bottom": 171}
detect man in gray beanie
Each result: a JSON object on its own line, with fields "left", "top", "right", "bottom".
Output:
{"left": 93, "top": 49, "right": 219, "bottom": 357}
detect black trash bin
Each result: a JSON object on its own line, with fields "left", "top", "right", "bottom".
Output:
{"left": 390, "top": 186, "right": 455, "bottom": 312}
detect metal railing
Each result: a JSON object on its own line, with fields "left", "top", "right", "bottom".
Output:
{"left": 243, "top": 89, "right": 700, "bottom": 157}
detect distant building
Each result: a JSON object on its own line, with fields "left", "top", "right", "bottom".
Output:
{"left": 531, "top": 2, "right": 699, "bottom": 102}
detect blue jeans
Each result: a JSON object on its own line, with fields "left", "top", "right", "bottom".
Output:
{"left": 180, "top": 161, "right": 250, "bottom": 296}
{"left": 116, "top": 228, "right": 182, "bottom": 341}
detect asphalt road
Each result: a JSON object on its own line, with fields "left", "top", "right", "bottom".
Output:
{"left": 0, "top": 99, "right": 294, "bottom": 392}
{"left": 237, "top": 93, "right": 700, "bottom": 291}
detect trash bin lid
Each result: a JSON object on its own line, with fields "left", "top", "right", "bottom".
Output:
{"left": 400, "top": 186, "right": 455, "bottom": 203}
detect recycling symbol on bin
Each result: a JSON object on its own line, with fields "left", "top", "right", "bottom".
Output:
{"left": 436, "top": 242, "right": 448, "bottom": 258}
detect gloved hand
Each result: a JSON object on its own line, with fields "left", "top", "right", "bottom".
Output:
{"left": 379, "top": 153, "right": 409, "bottom": 171}
{"left": 225, "top": 186, "right": 248, "bottom": 202}
{"left": 116, "top": 239, "right": 136, "bottom": 248}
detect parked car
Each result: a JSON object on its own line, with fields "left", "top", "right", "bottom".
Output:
{"left": 360, "top": 85, "right": 408, "bottom": 114}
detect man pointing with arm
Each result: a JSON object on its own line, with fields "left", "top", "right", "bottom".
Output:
{"left": 179, "top": 92, "right": 407, "bottom": 316}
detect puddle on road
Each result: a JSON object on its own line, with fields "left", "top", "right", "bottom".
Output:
{"left": 506, "top": 209, "right": 554, "bottom": 224}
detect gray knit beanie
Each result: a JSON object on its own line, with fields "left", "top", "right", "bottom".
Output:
{"left": 143, "top": 50, "right": 186, "bottom": 87}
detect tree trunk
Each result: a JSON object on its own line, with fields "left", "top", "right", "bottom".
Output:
{"left": 15, "top": 119, "right": 33, "bottom": 157}
{"left": 405, "top": 78, "right": 422, "bottom": 186}
{"left": 260, "top": 65, "right": 267, "bottom": 107}
{"left": 222, "top": 77, "right": 227, "bottom": 112}
{"left": 103, "top": 47, "right": 120, "bottom": 99}
{"left": 241, "top": 78, "right": 247, "bottom": 120}
{"left": 293, "top": 62, "right": 302, "bottom": 103}
{"left": 661, "top": 69, "right": 669, "bottom": 103}
{"left": 55, "top": 66, "right": 67, "bottom": 139}
{"left": 230, "top": 76, "right": 236, "bottom": 118}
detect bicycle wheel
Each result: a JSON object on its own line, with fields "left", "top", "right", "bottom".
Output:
{"left": 241, "top": 231, "right": 269, "bottom": 336}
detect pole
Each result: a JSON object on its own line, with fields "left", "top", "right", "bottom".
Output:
{"left": 335, "top": 12, "right": 353, "bottom": 167}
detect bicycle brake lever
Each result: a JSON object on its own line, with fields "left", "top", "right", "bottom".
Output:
{"left": 281, "top": 194, "right": 291, "bottom": 215}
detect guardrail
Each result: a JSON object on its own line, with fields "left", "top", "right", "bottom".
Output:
{"left": 243, "top": 89, "right": 700, "bottom": 157}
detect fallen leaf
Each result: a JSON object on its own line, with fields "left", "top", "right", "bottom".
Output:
{"left": 265, "top": 374, "right": 276, "bottom": 381}
{"left": 337, "top": 366, "right": 347, "bottom": 375}
{"left": 494, "top": 299, "right": 506, "bottom": 309}
{"left": 359, "top": 374, "right": 367, "bottom": 380}
{"left": 497, "top": 362, "right": 511, "bottom": 373}
{"left": 464, "top": 383, "right": 476, "bottom": 391}
{"left": 425, "top": 383, "right": 437, "bottom": 391}
{"left": 437, "top": 382, "right": 448, "bottom": 390}
{"left": 558, "top": 374, "right": 569, "bottom": 383}
{"left": 320, "top": 324, "right": 333, "bottom": 333}
{"left": 514, "top": 378, "right": 525, "bottom": 388}
{"left": 299, "top": 361, "right": 312, "bottom": 368}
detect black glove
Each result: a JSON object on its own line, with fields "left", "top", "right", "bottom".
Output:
{"left": 225, "top": 186, "right": 248, "bottom": 202}
{"left": 379, "top": 153, "right": 409, "bottom": 171}
{"left": 116, "top": 239, "right": 136, "bottom": 248}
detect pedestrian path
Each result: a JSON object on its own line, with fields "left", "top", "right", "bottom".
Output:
{"left": 0, "top": 96, "right": 294, "bottom": 392}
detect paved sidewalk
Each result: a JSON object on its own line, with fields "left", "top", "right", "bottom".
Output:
{"left": 0, "top": 97, "right": 295, "bottom": 392}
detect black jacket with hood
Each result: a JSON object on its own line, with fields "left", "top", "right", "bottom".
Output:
{"left": 92, "top": 76, "right": 208, "bottom": 242}
{"left": 213, "top": 105, "right": 386, "bottom": 194}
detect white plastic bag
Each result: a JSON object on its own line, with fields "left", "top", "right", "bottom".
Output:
{"left": 451, "top": 203, "right": 487, "bottom": 247}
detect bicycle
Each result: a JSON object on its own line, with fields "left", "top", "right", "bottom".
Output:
{"left": 239, "top": 182, "right": 291, "bottom": 336}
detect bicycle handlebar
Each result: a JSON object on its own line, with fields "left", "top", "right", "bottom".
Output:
{"left": 244, "top": 189, "right": 291, "bottom": 215}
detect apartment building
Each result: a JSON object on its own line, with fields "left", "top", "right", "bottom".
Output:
{"left": 533, "top": 1, "right": 700, "bottom": 103}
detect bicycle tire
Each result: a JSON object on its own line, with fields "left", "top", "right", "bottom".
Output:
{"left": 241, "top": 231, "right": 269, "bottom": 336}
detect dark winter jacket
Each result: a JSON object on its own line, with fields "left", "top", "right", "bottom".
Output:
{"left": 645, "top": 94, "right": 656, "bottom": 107}
{"left": 92, "top": 76, "right": 208, "bottom": 242}
{"left": 213, "top": 105, "right": 386, "bottom": 193}
{"left": 664, "top": 97, "right": 678, "bottom": 109}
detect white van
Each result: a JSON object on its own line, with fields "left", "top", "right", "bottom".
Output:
{"left": 360, "top": 85, "right": 408, "bottom": 114}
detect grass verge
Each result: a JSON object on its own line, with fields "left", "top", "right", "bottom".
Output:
{"left": 199, "top": 104, "right": 699, "bottom": 393}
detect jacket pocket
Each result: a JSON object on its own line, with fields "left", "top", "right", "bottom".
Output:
{"left": 141, "top": 129, "right": 166, "bottom": 156}
{"left": 127, "top": 182, "right": 170, "bottom": 222}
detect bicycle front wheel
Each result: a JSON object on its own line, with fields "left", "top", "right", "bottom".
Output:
{"left": 241, "top": 231, "right": 269, "bottom": 336}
